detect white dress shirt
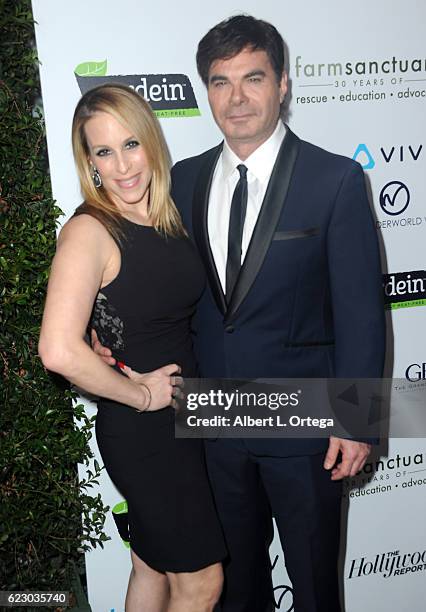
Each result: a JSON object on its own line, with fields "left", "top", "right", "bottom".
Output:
{"left": 208, "top": 121, "right": 286, "bottom": 292}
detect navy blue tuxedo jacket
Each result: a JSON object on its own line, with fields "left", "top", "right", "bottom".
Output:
{"left": 171, "top": 126, "right": 385, "bottom": 456}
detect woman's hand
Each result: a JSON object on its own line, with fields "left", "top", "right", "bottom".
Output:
{"left": 120, "top": 363, "right": 183, "bottom": 412}
{"left": 90, "top": 329, "right": 184, "bottom": 412}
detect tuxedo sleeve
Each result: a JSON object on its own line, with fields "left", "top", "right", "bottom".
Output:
{"left": 327, "top": 161, "right": 385, "bottom": 378}
{"left": 170, "top": 160, "right": 193, "bottom": 225}
{"left": 170, "top": 162, "right": 181, "bottom": 210}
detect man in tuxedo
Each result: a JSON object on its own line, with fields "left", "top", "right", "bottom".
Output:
{"left": 170, "top": 14, "right": 385, "bottom": 612}
{"left": 94, "top": 14, "right": 385, "bottom": 612}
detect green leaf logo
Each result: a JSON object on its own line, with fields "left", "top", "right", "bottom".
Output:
{"left": 112, "top": 500, "right": 128, "bottom": 514}
{"left": 112, "top": 500, "right": 130, "bottom": 549}
{"left": 74, "top": 60, "right": 107, "bottom": 77}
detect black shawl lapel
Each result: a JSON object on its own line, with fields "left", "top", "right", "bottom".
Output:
{"left": 224, "top": 127, "right": 300, "bottom": 323}
{"left": 192, "top": 143, "right": 227, "bottom": 315}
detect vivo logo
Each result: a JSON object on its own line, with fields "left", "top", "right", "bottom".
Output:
{"left": 380, "top": 144, "right": 422, "bottom": 162}
{"left": 353, "top": 144, "right": 422, "bottom": 169}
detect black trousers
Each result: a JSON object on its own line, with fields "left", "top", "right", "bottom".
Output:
{"left": 205, "top": 439, "right": 342, "bottom": 612}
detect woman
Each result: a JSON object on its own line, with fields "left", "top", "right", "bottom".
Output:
{"left": 39, "top": 84, "right": 225, "bottom": 612}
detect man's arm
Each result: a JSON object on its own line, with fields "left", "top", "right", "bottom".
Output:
{"left": 326, "top": 161, "right": 385, "bottom": 378}
{"left": 323, "top": 161, "right": 385, "bottom": 479}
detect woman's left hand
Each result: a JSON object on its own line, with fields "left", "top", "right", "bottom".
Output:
{"left": 120, "top": 363, "right": 184, "bottom": 411}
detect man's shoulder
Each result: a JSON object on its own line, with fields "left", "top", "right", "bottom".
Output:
{"left": 296, "top": 132, "right": 360, "bottom": 174}
{"left": 172, "top": 143, "right": 223, "bottom": 177}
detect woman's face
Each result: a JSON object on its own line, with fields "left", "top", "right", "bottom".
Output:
{"left": 84, "top": 111, "right": 152, "bottom": 213}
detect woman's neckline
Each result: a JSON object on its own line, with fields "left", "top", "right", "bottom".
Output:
{"left": 121, "top": 216, "right": 155, "bottom": 229}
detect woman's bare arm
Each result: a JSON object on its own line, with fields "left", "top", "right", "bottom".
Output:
{"left": 39, "top": 215, "right": 177, "bottom": 411}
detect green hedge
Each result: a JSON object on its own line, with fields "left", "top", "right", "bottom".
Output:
{"left": 0, "top": 0, "right": 108, "bottom": 595}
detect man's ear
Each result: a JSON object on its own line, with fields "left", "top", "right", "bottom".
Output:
{"left": 279, "top": 72, "right": 288, "bottom": 104}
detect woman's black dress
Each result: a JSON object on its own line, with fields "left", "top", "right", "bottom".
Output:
{"left": 92, "top": 219, "right": 226, "bottom": 572}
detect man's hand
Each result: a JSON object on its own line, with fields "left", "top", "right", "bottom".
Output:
{"left": 91, "top": 329, "right": 116, "bottom": 366}
{"left": 323, "top": 436, "right": 371, "bottom": 481}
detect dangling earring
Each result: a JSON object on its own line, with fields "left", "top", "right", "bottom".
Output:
{"left": 91, "top": 166, "right": 102, "bottom": 189}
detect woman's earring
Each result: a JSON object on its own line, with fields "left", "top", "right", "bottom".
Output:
{"left": 92, "top": 166, "right": 102, "bottom": 189}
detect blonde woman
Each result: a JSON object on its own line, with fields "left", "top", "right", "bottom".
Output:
{"left": 39, "top": 85, "right": 225, "bottom": 612}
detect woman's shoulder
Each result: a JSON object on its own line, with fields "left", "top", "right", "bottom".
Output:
{"left": 58, "top": 211, "right": 113, "bottom": 244}
{"left": 55, "top": 213, "right": 121, "bottom": 272}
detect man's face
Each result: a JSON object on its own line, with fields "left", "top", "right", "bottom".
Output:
{"left": 207, "top": 47, "right": 287, "bottom": 158}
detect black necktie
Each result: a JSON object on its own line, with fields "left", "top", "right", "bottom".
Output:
{"left": 226, "top": 164, "right": 248, "bottom": 303}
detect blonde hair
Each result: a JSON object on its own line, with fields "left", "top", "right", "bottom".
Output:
{"left": 71, "top": 83, "right": 186, "bottom": 239}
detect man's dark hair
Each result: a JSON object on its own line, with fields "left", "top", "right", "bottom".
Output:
{"left": 196, "top": 14, "right": 285, "bottom": 86}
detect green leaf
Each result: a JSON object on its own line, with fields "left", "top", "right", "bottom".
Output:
{"left": 74, "top": 60, "right": 107, "bottom": 77}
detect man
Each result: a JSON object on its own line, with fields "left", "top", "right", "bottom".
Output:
{"left": 96, "top": 14, "right": 385, "bottom": 612}
{"left": 170, "top": 15, "right": 385, "bottom": 612}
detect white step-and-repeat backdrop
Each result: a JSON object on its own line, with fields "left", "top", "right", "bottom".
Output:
{"left": 32, "top": 1, "right": 425, "bottom": 610}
